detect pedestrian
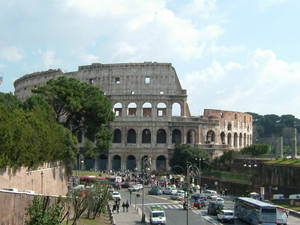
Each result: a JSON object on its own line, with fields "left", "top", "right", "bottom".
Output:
{"left": 112, "top": 204, "right": 116, "bottom": 213}
{"left": 122, "top": 201, "right": 126, "bottom": 212}
{"left": 116, "top": 202, "right": 120, "bottom": 213}
{"left": 125, "top": 200, "right": 129, "bottom": 212}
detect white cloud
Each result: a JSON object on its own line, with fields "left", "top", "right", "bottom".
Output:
{"left": 258, "top": 0, "right": 287, "bottom": 10}
{"left": 182, "top": 49, "right": 300, "bottom": 117}
{"left": 0, "top": 46, "right": 23, "bottom": 62}
{"left": 42, "top": 50, "right": 61, "bottom": 68}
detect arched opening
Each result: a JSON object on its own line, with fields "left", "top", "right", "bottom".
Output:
{"left": 141, "top": 155, "right": 148, "bottom": 171}
{"left": 172, "top": 102, "right": 181, "bottom": 116}
{"left": 220, "top": 132, "right": 225, "bottom": 144}
{"left": 156, "top": 155, "right": 166, "bottom": 171}
{"left": 157, "top": 103, "right": 167, "bottom": 117}
{"left": 157, "top": 129, "right": 166, "bottom": 144}
{"left": 113, "top": 129, "right": 121, "bottom": 143}
{"left": 113, "top": 102, "right": 122, "bottom": 117}
{"left": 98, "top": 154, "right": 108, "bottom": 171}
{"left": 234, "top": 133, "right": 238, "bottom": 147}
{"left": 227, "top": 133, "right": 232, "bottom": 146}
{"left": 187, "top": 130, "right": 196, "bottom": 144}
{"left": 142, "top": 129, "right": 151, "bottom": 143}
{"left": 172, "top": 129, "right": 181, "bottom": 144}
{"left": 127, "top": 129, "right": 136, "bottom": 143}
{"left": 239, "top": 133, "right": 243, "bottom": 147}
{"left": 127, "top": 102, "right": 137, "bottom": 116}
{"left": 112, "top": 155, "right": 121, "bottom": 171}
{"left": 142, "top": 102, "right": 152, "bottom": 117}
{"left": 127, "top": 155, "right": 136, "bottom": 171}
{"left": 206, "top": 130, "right": 215, "bottom": 143}
{"left": 244, "top": 133, "right": 247, "bottom": 146}
{"left": 227, "top": 123, "right": 232, "bottom": 130}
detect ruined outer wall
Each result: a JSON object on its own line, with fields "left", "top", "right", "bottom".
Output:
{"left": 0, "top": 165, "right": 68, "bottom": 196}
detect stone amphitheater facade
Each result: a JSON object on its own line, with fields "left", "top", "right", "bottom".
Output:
{"left": 14, "top": 62, "right": 253, "bottom": 171}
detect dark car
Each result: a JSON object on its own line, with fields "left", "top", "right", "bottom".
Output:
{"left": 148, "top": 186, "right": 162, "bottom": 195}
{"left": 121, "top": 182, "right": 133, "bottom": 188}
{"left": 207, "top": 201, "right": 224, "bottom": 216}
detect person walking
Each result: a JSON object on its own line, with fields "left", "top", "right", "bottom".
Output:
{"left": 125, "top": 200, "right": 129, "bottom": 212}
{"left": 116, "top": 201, "right": 120, "bottom": 213}
{"left": 122, "top": 201, "right": 126, "bottom": 212}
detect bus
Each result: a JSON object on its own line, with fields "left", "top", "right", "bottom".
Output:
{"left": 234, "top": 197, "right": 277, "bottom": 225}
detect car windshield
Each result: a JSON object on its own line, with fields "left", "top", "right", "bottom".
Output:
{"left": 153, "top": 212, "right": 165, "bottom": 217}
{"left": 224, "top": 212, "right": 233, "bottom": 215}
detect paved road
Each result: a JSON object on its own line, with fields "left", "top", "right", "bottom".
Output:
{"left": 118, "top": 187, "right": 300, "bottom": 225}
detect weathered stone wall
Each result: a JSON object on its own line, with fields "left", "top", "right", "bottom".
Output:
{"left": 0, "top": 164, "right": 68, "bottom": 196}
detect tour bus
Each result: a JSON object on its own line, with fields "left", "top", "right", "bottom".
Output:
{"left": 234, "top": 197, "right": 277, "bottom": 225}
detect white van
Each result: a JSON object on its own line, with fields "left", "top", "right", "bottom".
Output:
{"left": 150, "top": 206, "right": 166, "bottom": 224}
{"left": 289, "top": 194, "right": 300, "bottom": 199}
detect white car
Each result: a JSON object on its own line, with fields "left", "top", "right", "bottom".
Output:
{"left": 163, "top": 187, "right": 177, "bottom": 195}
{"left": 128, "top": 184, "right": 143, "bottom": 191}
{"left": 112, "top": 191, "right": 121, "bottom": 199}
{"left": 211, "top": 197, "right": 224, "bottom": 205}
{"left": 204, "top": 190, "right": 218, "bottom": 199}
{"left": 217, "top": 209, "right": 235, "bottom": 223}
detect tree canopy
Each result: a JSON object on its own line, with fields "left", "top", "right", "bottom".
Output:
{"left": 32, "top": 77, "right": 115, "bottom": 158}
{"left": 0, "top": 92, "right": 78, "bottom": 172}
{"left": 241, "top": 144, "right": 270, "bottom": 156}
{"left": 169, "top": 144, "right": 210, "bottom": 174}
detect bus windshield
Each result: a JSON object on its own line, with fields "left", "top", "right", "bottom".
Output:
{"left": 262, "top": 208, "right": 276, "bottom": 214}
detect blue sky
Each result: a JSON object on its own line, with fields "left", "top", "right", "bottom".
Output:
{"left": 1, "top": 0, "right": 300, "bottom": 117}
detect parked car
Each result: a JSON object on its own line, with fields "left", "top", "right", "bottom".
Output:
{"left": 148, "top": 187, "right": 162, "bottom": 195}
{"left": 204, "top": 190, "right": 218, "bottom": 199}
{"left": 217, "top": 209, "right": 235, "bottom": 223}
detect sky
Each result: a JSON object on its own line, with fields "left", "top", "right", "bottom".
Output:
{"left": 1, "top": 0, "right": 300, "bottom": 118}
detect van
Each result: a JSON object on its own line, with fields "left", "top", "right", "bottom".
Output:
{"left": 150, "top": 205, "right": 166, "bottom": 224}
{"left": 289, "top": 194, "right": 300, "bottom": 199}
{"left": 273, "top": 194, "right": 284, "bottom": 199}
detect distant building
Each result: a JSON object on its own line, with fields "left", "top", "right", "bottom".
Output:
{"left": 14, "top": 62, "right": 253, "bottom": 171}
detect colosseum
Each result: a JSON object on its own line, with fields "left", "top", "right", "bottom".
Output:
{"left": 14, "top": 62, "right": 253, "bottom": 171}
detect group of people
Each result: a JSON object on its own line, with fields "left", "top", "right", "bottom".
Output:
{"left": 113, "top": 199, "right": 129, "bottom": 213}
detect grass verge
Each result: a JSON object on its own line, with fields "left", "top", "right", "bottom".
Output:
{"left": 63, "top": 213, "right": 112, "bottom": 225}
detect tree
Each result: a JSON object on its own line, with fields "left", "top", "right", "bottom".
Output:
{"left": 169, "top": 144, "right": 210, "bottom": 173}
{"left": 32, "top": 77, "right": 114, "bottom": 159}
{"left": 241, "top": 144, "right": 270, "bottom": 156}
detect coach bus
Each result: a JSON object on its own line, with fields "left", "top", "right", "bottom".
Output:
{"left": 234, "top": 197, "right": 277, "bottom": 225}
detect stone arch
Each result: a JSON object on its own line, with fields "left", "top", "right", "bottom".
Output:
{"left": 227, "top": 122, "right": 232, "bottom": 131}
{"left": 112, "top": 155, "right": 121, "bottom": 171}
{"left": 244, "top": 133, "right": 247, "bottom": 146}
{"left": 98, "top": 154, "right": 108, "bottom": 171}
{"left": 113, "top": 129, "right": 121, "bottom": 143}
{"left": 206, "top": 130, "right": 215, "bottom": 143}
{"left": 172, "top": 129, "right": 181, "bottom": 144}
{"left": 157, "top": 129, "right": 167, "bottom": 144}
{"left": 220, "top": 132, "right": 225, "bottom": 144}
{"left": 157, "top": 102, "right": 167, "bottom": 117}
{"left": 142, "top": 129, "right": 151, "bottom": 144}
{"left": 127, "top": 129, "right": 136, "bottom": 143}
{"left": 126, "top": 155, "right": 136, "bottom": 171}
{"left": 172, "top": 102, "right": 181, "bottom": 116}
{"left": 227, "top": 133, "right": 232, "bottom": 146}
{"left": 113, "top": 102, "right": 122, "bottom": 117}
{"left": 142, "top": 102, "right": 152, "bottom": 117}
{"left": 234, "top": 133, "right": 238, "bottom": 147}
{"left": 127, "top": 102, "right": 137, "bottom": 116}
{"left": 141, "top": 155, "right": 148, "bottom": 171}
{"left": 187, "top": 129, "right": 196, "bottom": 144}
{"left": 156, "top": 155, "right": 166, "bottom": 171}
{"left": 239, "top": 133, "right": 243, "bottom": 147}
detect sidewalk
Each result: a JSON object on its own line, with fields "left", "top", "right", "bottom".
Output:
{"left": 113, "top": 204, "right": 148, "bottom": 225}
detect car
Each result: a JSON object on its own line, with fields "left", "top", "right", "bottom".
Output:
{"left": 191, "top": 193, "right": 206, "bottom": 200}
{"left": 1, "top": 187, "right": 18, "bottom": 192}
{"left": 148, "top": 187, "right": 162, "bottom": 195}
{"left": 194, "top": 198, "right": 206, "bottom": 208}
{"left": 121, "top": 182, "right": 133, "bottom": 188}
{"left": 171, "top": 192, "right": 184, "bottom": 200}
{"left": 111, "top": 191, "right": 121, "bottom": 199}
{"left": 204, "top": 190, "right": 218, "bottom": 199}
{"left": 128, "top": 184, "right": 143, "bottom": 192}
{"left": 163, "top": 187, "right": 177, "bottom": 195}
{"left": 215, "top": 197, "right": 224, "bottom": 205}
{"left": 207, "top": 201, "right": 223, "bottom": 216}
{"left": 217, "top": 209, "right": 235, "bottom": 223}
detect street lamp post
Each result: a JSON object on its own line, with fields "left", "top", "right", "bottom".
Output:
{"left": 141, "top": 157, "right": 149, "bottom": 223}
